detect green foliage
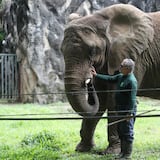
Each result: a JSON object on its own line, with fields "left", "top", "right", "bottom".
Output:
{"left": 21, "top": 130, "right": 63, "bottom": 151}
{"left": 0, "top": 145, "right": 61, "bottom": 160}
{"left": 0, "top": 130, "right": 64, "bottom": 160}
{"left": 0, "top": 30, "right": 5, "bottom": 41}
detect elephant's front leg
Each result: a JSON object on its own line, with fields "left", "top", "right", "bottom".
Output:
{"left": 75, "top": 116, "right": 101, "bottom": 152}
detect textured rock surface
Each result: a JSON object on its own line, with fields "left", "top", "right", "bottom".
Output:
{"left": 1, "top": 0, "right": 160, "bottom": 103}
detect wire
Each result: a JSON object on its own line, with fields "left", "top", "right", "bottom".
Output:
{"left": 0, "top": 109, "right": 159, "bottom": 117}
{"left": 0, "top": 114, "right": 160, "bottom": 120}
{"left": 2, "top": 87, "right": 160, "bottom": 96}
{"left": 0, "top": 88, "right": 159, "bottom": 119}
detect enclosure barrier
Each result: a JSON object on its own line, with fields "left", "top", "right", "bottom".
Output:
{"left": 0, "top": 88, "right": 160, "bottom": 120}
{"left": 0, "top": 54, "right": 19, "bottom": 100}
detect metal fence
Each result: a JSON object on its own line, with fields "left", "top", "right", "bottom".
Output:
{"left": 0, "top": 54, "right": 19, "bottom": 100}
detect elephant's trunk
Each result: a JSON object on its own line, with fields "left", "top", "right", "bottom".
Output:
{"left": 64, "top": 67, "right": 99, "bottom": 117}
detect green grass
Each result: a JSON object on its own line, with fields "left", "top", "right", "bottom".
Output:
{"left": 0, "top": 97, "right": 159, "bottom": 160}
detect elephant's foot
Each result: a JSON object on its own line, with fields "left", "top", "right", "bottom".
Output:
{"left": 100, "top": 144, "right": 121, "bottom": 155}
{"left": 75, "top": 141, "right": 95, "bottom": 152}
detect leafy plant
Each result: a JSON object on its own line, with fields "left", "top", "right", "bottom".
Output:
{"left": 21, "top": 130, "right": 63, "bottom": 151}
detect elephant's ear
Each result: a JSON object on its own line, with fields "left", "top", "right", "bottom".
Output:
{"left": 99, "top": 4, "right": 154, "bottom": 61}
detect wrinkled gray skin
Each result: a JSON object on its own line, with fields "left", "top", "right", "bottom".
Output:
{"left": 61, "top": 4, "right": 160, "bottom": 152}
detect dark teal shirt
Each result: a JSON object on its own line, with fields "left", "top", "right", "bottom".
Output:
{"left": 96, "top": 73, "right": 137, "bottom": 113}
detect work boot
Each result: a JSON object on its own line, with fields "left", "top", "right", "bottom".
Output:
{"left": 121, "top": 141, "right": 133, "bottom": 159}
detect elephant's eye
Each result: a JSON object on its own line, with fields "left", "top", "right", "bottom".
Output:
{"left": 82, "top": 28, "right": 91, "bottom": 35}
{"left": 84, "top": 30, "right": 91, "bottom": 35}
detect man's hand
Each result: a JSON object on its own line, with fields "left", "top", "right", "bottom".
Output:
{"left": 126, "top": 113, "right": 133, "bottom": 122}
{"left": 90, "top": 66, "right": 97, "bottom": 76}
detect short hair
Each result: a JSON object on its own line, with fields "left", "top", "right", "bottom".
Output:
{"left": 121, "top": 58, "right": 135, "bottom": 72}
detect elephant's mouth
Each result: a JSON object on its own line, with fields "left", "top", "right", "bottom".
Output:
{"left": 64, "top": 67, "right": 99, "bottom": 116}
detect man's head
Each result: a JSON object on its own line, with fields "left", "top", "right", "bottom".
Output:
{"left": 120, "top": 58, "right": 135, "bottom": 75}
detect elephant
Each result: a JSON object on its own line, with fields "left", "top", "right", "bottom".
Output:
{"left": 61, "top": 4, "right": 160, "bottom": 154}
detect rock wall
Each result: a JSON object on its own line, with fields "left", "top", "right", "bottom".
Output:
{"left": 1, "top": 0, "right": 160, "bottom": 103}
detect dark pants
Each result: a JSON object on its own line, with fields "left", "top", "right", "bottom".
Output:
{"left": 117, "top": 112, "right": 136, "bottom": 142}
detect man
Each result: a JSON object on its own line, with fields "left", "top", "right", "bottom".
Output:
{"left": 91, "top": 58, "right": 137, "bottom": 159}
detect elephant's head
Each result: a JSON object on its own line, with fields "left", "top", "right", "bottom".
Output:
{"left": 61, "top": 4, "right": 154, "bottom": 116}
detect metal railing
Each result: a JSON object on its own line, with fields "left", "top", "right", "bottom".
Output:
{"left": 0, "top": 53, "right": 19, "bottom": 100}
